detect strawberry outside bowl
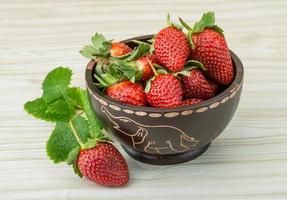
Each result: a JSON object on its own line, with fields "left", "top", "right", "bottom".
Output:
{"left": 85, "top": 35, "right": 244, "bottom": 165}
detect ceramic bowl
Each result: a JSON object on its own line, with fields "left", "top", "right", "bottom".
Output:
{"left": 85, "top": 35, "right": 244, "bottom": 165}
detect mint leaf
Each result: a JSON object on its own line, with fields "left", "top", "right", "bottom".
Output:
{"left": 66, "top": 87, "right": 84, "bottom": 109}
{"left": 116, "top": 42, "right": 150, "bottom": 61}
{"left": 24, "top": 98, "right": 69, "bottom": 122}
{"left": 46, "top": 99, "right": 75, "bottom": 119}
{"left": 24, "top": 66, "right": 112, "bottom": 178}
{"left": 46, "top": 115, "right": 90, "bottom": 163}
{"left": 73, "top": 115, "right": 90, "bottom": 143}
{"left": 46, "top": 122, "right": 80, "bottom": 163}
{"left": 42, "top": 67, "right": 72, "bottom": 103}
{"left": 81, "top": 90, "right": 103, "bottom": 138}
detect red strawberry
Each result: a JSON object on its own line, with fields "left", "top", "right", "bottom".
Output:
{"left": 106, "top": 81, "right": 147, "bottom": 106}
{"left": 180, "top": 12, "right": 234, "bottom": 85}
{"left": 182, "top": 98, "right": 203, "bottom": 106}
{"left": 154, "top": 26, "right": 190, "bottom": 72}
{"left": 135, "top": 55, "right": 157, "bottom": 83}
{"left": 146, "top": 74, "right": 183, "bottom": 108}
{"left": 77, "top": 142, "right": 129, "bottom": 187}
{"left": 190, "top": 29, "right": 234, "bottom": 84}
{"left": 110, "top": 42, "right": 132, "bottom": 57}
{"left": 182, "top": 69, "right": 218, "bottom": 100}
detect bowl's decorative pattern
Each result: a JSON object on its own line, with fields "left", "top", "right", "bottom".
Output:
{"left": 99, "top": 105, "right": 199, "bottom": 154}
{"left": 87, "top": 82, "right": 241, "bottom": 118}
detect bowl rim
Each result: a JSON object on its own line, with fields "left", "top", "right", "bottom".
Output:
{"left": 85, "top": 34, "right": 244, "bottom": 113}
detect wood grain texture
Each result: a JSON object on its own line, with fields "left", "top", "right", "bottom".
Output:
{"left": 1, "top": 0, "right": 287, "bottom": 199}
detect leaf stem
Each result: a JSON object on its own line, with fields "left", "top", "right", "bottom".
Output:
{"left": 69, "top": 112, "right": 84, "bottom": 148}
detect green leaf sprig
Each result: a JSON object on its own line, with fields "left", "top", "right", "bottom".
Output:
{"left": 24, "top": 67, "right": 110, "bottom": 177}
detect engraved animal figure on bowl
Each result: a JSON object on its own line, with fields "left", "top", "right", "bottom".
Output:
{"left": 100, "top": 106, "right": 199, "bottom": 154}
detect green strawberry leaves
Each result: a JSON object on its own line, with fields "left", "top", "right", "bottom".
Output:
{"left": 185, "top": 60, "right": 206, "bottom": 71}
{"left": 179, "top": 12, "right": 223, "bottom": 35}
{"left": 24, "top": 67, "right": 110, "bottom": 178}
{"left": 193, "top": 12, "right": 215, "bottom": 33}
{"left": 144, "top": 76, "right": 155, "bottom": 93}
{"left": 67, "top": 146, "right": 81, "bottom": 165}
{"left": 80, "top": 33, "right": 151, "bottom": 89}
{"left": 94, "top": 59, "right": 143, "bottom": 88}
{"left": 116, "top": 42, "right": 150, "bottom": 61}
{"left": 179, "top": 11, "right": 224, "bottom": 49}
{"left": 192, "top": 11, "right": 223, "bottom": 35}
{"left": 80, "top": 33, "right": 111, "bottom": 59}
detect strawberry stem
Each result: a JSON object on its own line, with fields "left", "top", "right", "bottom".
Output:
{"left": 167, "top": 13, "right": 171, "bottom": 27}
{"left": 179, "top": 18, "right": 193, "bottom": 32}
{"left": 131, "top": 40, "right": 143, "bottom": 45}
{"left": 147, "top": 57, "right": 158, "bottom": 75}
{"left": 69, "top": 111, "right": 85, "bottom": 148}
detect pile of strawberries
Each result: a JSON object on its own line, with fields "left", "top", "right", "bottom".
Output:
{"left": 81, "top": 12, "right": 234, "bottom": 108}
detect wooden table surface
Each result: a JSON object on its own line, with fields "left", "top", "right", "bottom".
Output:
{"left": 1, "top": 0, "right": 287, "bottom": 199}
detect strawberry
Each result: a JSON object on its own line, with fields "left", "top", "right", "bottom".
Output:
{"left": 106, "top": 81, "right": 147, "bottom": 106}
{"left": 146, "top": 74, "right": 183, "bottom": 108}
{"left": 190, "top": 29, "right": 234, "bottom": 85}
{"left": 182, "top": 98, "right": 203, "bottom": 106}
{"left": 182, "top": 69, "right": 218, "bottom": 100}
{"left": 110, "top": 42, "right": 132, "bottom": 57}
{"left": 77, "top": 142, "right": 129, "bottom": 187}
{"left": 180, "top": 12, "right": 234, "bottom": 85}
{"left": 135, "top": 55, "right": 157, "bottom": 83}
{"left": 154, "top": 15, "right": 190, "bottom": 72}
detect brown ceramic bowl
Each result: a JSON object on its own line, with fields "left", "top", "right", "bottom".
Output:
{"left": 85, "top": 35, "right": 243, "bottom": 165}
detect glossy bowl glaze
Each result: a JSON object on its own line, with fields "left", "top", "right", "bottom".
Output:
{"left": 85, "top": 35, "right": 244, "bottom": 165}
